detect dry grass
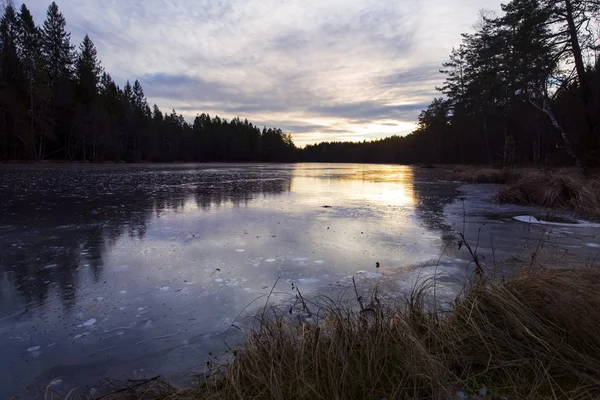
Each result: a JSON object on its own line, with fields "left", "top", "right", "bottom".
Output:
{"left": 495, "top": 171, "right": 600, "bottom": 220}
{"left": 452, "top": 167, "right": 525, "bottom": 184}
{"left": 92, "top": 266, "right": 600, "bottom": 400}
{"left": 444, "top": 268, "right": 600, "bottom": 399}
{"left": 450, "top": 166, "right": 600, "bottom": 220}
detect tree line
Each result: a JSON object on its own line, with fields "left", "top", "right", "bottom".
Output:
{"left": 304, "top": 0, "right": 600, "bottom": 168}
{"left": 3, "top": 0, "right": 599, "bottom": 167}
{"left": 0, "top": 1, "right": 296, "bottom": 162}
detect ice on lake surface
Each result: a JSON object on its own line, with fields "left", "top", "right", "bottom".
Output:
{"left": 0, "top": 163, "right": 599, "bottom": 398}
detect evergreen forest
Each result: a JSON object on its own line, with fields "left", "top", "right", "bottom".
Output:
{"left": 2, "top": 0, "right": 599, "bottom": 167}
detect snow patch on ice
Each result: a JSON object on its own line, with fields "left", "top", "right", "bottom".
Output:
{"left": 83, "top": 318, "right": 97, "bottom": 327}
{"left": 43, "top": 264, "right": 57, "bottom": 270}
{"left": 120, "top": 290, "right": 127, "bottom": 294}
{"left": 236, "top": 249, "right": 246, "bottom": 253}
{"left": 159, "top": 286, "right": 170, "bottom": 291}
{"left": 27, "top": 346, "right": 41, "bottom": 352}
{"left": 314, "top": 260, "right": 325, "bottom": 264}
{"left": 586, "top": 243, "right": 600, "bottom": 248}
{"left": 514, "top": 215, "right": 600, "bottom": 228}
{"left": 297, "top": 278, "right": 320, "bottom": 284}
{"left": 74, "top": 334, "right": 83, "bottom": 340}
{"left": 50, "top": 378, "right": 63, "bottom": 386}
{"left": 215, "top": 278, "right": 224, "bottom": 283}
{"left": 265, "top": 259, "right": 276, "bottom": 263}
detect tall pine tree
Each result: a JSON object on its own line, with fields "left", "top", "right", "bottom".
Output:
{"left": 41, "top": 2, "right": 73, "bottom": 82}
{"left": 0, "top": 4, "right": 24, "bottom": 159}
{"left": 17, "top": 4, "right": 49, "bottom": 160}
{"left": 74, "top": 34, "right": 102, "bottom": 161}
{"left": 75, "top": 34, "right": 101, "bottom": 104}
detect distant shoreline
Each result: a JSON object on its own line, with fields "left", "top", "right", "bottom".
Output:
{"left": 0, "top": 160, "right": 416, "bottom": 166}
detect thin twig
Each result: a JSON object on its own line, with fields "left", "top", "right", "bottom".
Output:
{"left": 352, "top": 277, "right": 364, "bottom": 311}
{"left": 136, "top": 332, "right": 180, "bottom": 346}
{"left": 295, "top": 286, "right": 312, "bottom": 317}
{"left": 93, "top": 376, "right": 161, "bottom": 400}
{"left": 260, "top": 277, "right": 281, "bottom": 332}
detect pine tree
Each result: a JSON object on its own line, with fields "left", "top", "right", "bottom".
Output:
{"left": 0, "top": 4, "right": 24, "bottom": 159}
{"left": 497, "top": 0, "right": 556, "bottom": 97}
{"left": 123, "top": 80, "right": 133, "bottom": 105}
{"left": 152, "top": 104, "right": 163, "bottom": 124}
{"left": 16, "top": 4, "right": 50, "bottom": 160}
{"left": 73, "top": 35, "right": 102, "bottom": 161}
{"left": 131, "top": 80, "right": 148, "bottom": 158}
{"left": 457, "top": 15, "right": 506, "bottom": 165}
{"left": 41, "top": 2, "right": 73, "bottom": 82}
{"left": 1, "top": 4, "right": 21, "bottom": 84}
{"left": 75, "top": 34, "right": 102, "bottom": 104}
{"left": 132, "top": 79, "right": 147, "bottom": 112}
{"left": 16, "top": 4, "right": 41, "bottom": 76}
{"left": 438, "top": 46, "right": 468, "bottom": 104}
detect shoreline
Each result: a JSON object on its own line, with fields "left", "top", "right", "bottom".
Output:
{"left": 66, "top": 263, "right": 600, "bottom": 400}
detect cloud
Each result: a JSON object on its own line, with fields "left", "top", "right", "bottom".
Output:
{"left": 307, "top": 102, "right": 426, "bottom": 121}
{"left": 29, "top": 0, "right": 501, "bottom": 145}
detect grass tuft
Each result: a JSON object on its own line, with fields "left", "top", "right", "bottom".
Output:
{"left": 452, "top": 168, "right": 524, "bottom": 184}
{"left": 494, "top": 171, "right": 600, "bottom": 221}
{"left": 63, "top": 267, "right": 600, "bottom": 399}
{"left": 151, "top": 267, "right": 600, "bottom": 400}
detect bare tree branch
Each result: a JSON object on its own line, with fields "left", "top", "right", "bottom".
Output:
{"left": 528, "top": 94, "right": 582, "bottom": 169}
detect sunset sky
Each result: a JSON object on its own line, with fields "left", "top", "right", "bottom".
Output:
{"left": 30, "top": 0, "right": 500, "bottom": 147}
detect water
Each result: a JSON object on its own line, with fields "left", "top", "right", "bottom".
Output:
{"left": 0, "top": 163, "right": 598, "bottom": 398}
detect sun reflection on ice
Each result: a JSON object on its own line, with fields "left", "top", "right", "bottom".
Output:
{"left": 291, "top": 164, "right": 416, "bottom": 207}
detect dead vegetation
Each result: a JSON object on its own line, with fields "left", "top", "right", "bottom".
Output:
{"left": 494, "top": 171, "right": 600, "bottom": 221}
{"left": 451, "top": 167, "right": 525, "bottom": 184}
{"left": 74, "top": 265, "right": 600, "bottom": 400}
{"left": 451, "top": 166, "right": 600, "bottom": 220}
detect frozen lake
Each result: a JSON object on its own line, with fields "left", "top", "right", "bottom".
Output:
{"left": 1, "top": 163, "right": 599, "bottom": 398}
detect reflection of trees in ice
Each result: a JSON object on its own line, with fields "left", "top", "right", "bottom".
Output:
{"left": 0, "top": 165, "right": 294, "bottom": 310}
{"left": 411, "top": 169, "right": 460, "bottom": 238}
{"left": 0, "top": 165, "right": 462, "bottom": 314}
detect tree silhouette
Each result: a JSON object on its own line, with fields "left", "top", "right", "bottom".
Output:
{"left": 302, "top": 0, "right": 600, "bottom": 167}
{"left": 2, "top": 0, "right": 599, "bottom": 166}
{"left": 41, "top": 1, "right": 73, "bottom": 82}
{"left": 0, "top": 2, "right": 297, "bottom": 163}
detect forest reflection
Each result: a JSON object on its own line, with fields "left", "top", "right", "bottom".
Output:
{"left": 0, "top": 165, "right": 294, "bottom": 312}
{"left": 0, "top": 164, "right": 459, "bottom": 313}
